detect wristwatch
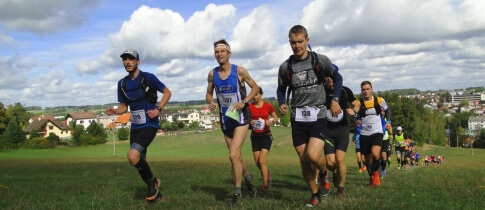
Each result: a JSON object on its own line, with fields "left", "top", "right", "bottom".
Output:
{"left": 332, "top": 97, "right": 339, "bottom": 102}
{"left": 156, "top": 106, "right": 162, "bottom": 111}
{"left": 241, "top": 99, "right": 247, "bottom": 104}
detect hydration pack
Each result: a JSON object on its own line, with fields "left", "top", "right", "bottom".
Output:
{"left": 121, "top": 72, "right": 157, "bottom": 104}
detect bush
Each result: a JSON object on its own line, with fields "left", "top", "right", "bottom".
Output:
{"left": 4, "top": 117, "right": 26, "bottom": 144}
{"left": 117, "top": 127, "right": 130, "bottom": 140}
{"left": 45, "top": 133, "right": 60, "bottom": 145}
{"left": 21, "top": 138, "right": 55, "bottom": 149}
{"left": 72, "top": 125, "right": 86, "bottom": 145}
{"left": 29, "top": 130, "right": 41, "bottom": 140}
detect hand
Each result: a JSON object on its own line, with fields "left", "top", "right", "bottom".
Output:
{"left": 146, "top": 109, "right": 159, "bottom": 119}
{"left": 106, "top": 108, "right": 116, "bottom": 115}
{"left": 208, "top": 101, "right": 218, "bottom": 111}
{"left": 330, "top": 100, "right": 342, "bottom": 117}
{"left": 279, "top": 104, "right": 288, "bottom": 115}
{"left": 265, "top": 120, "right": 270, "bottom": 126}
{"left": 250, "top": 120, "right": 257, "bottom": 127}
{"left": 232, "top": 102, "right": 245, "bottom": 111}
{"left": 355, "top": 120, "right": 362, "bottom": 126}
{"left": 346, "top": 108, "right": 356, "bottom": 117}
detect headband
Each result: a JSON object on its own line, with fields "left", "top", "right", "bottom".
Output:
{"left": 214, "top": 43, "right": 231, "bottom": 52}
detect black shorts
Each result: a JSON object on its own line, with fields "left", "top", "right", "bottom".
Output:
{"left": 324, "top": 124, "right": 349, "bottom": 155}
{"left": 381, "top": 140, "right": 390, "bottom": 153}
{"left": 130, "top": 126, "right": 158, "bottom": 153}
{"left": 250, "top": 132, "right": 273, "bottom": 151}
{"left": 291, "top": 118, "right": 327, "bottom": 147}
{"left": 355, "top": 148, "right": 361, "bottom": 153}
{"left": 359, "top": 133, "right": 383, "bottom": 155}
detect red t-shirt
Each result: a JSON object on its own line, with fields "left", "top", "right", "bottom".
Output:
{"left": 248, "top": 102, "right": 275, "bottom": 134}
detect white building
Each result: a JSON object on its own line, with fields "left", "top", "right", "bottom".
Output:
{"left": 468, "top": 116, "right": 485, "bottom": 131}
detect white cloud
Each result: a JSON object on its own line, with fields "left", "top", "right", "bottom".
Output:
{"left": 0, "top": 56, "right": 29, "bottom": 89}
{"left": 0, "top": 33, "right": 14, "bottom": 45}
{"left": 0, "top": 0, "right": 100, "bottom": 34}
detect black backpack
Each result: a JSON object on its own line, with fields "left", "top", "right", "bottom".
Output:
{"left": 282, "top": 51, "right": 328, "bottom": 103}
{"left": 358, "top": 96, "right": 382, "bottom": 118}
{"left": 120, "top": 72, "right": 158, "bottom": 104}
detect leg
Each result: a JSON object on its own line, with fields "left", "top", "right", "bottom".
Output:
{"left": 305, "top": 137, "right": 327, "bottom": 194}
{"left": 224, "top": 125, "right": 249, "bottom": 188}
{"left": 335, "top": 150, "right": 347, "bottom": 187}
{"left": 258, "top": 149, "right": 270, "bottom": 186}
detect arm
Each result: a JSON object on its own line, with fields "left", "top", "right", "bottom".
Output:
{"left": 147, "top": 87, "right": 172, "bottom": 119}
{"left": 236, "top": 66, "right": 259, "bottom": 110}
{"left": 277, "top": 65, "right": 288, "bottom": 115}
{"left": 330, "top": 68, "right": 343, "bottom": 117}
{"left": 270, "top": 111, "right": 279, "bottom": 125}
{"left": 206, "top": 71, "right": 218, "bottom": 111}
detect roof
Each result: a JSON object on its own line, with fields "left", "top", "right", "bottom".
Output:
{"left": 67, "top": 111, "right": 97, "bottom": 120}
{"left": 24, "top": 119, "right": 70, "bottom": 133}
{"left": 114, "top": 113, "right": 130, "bottom": 124}
{"left": 30, "top": 115, "right": 56, "bottom": 122}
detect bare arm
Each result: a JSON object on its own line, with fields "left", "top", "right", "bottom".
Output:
{"left": 105, "top": 103, "right": 128, "bottom": 115}
{"left": 205, "top": 70, "right": 217, "bottom": 111}
{"left": 235, "top": 66, "right": 259, "bottom": 110}
{"left": 270, "top": 111, "right": 279, "bottom": 124}
{"left": 146, "top": 87, "right": 172, "bottom": 119}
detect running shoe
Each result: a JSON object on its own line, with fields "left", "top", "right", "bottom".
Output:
{"left": 305, "top": 194, "right": 321, "bottom": 207}
{"left": 362, "top": 165, "right": 367, "bottom": 171}
{"left": 318, "top": 172, "right": 331, "bottom": 196}
{"left": 146, "top": 177, "right": 161, "bottom": 201}
{"left": 261, "top": 184, "right": 268, "bottom": 193}
{"left": 371, "top": 171, "right": 380, "bottom": 186}
{"left": 231, "top": 193, "right": 243, "bottom": 205}
{"left": 380, "top": 169, "right": 387, "bottom": 179}
{"left": 397, "top": 166, "right": 401, "bottom": 170}
{"left": 358, "top": 168, "right": 363, "bottom": 173}
{"left": 245, "top": 173, "right": 257, "bottom": 197}
{"left": 336, "top": 186, "right": 345, "bottom": 196}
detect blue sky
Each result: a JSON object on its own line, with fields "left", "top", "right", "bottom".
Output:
{"left": 0, "top": 0, "right": 484, "bottom": 108}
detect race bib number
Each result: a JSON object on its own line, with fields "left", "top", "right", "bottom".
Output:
{"left": 253, "top": 118, "right": 265, "bottom": 130}
{"left": 326, "top": 110, "right": 344, "bottom": 122}
{"left": 362, "top": 123, "right": 373, "bottom": 131}
{"left": 295, "top": 107, "right": 319, "bottom": 122}
{"left": 218, "top": 93, "right": 237, "bottom": 107}
{"left": 130, "top": 110, "right": 147, "bottom": 124}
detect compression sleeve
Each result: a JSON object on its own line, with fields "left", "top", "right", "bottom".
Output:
{"left": 277, "top": 85, "right": 287, "bottom": 106}
{"left": 385, "top": 106, "right": 391, "bottom": 123}
{"left": 332, "top": 69, "right": 343, "bottom": 99}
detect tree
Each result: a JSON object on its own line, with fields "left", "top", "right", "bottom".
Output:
{"left": 29, "top": 130, "right": 41, "bottom": 140}
{"left": 86, "top": 121, "right": 107, "bottom": 144}
{"left": 6, "top": 103, "right": 31, "bottom": 128}
{"left": 117, "top": 127, "right": 130, "bottom": 140}
{"left": 45, "top": 133, "right": 60, "bottom": 145}
{"left": 4, "top": 117, "right": 26, "bottom": 144}
{"left": 0, "top": 102, "right": 7, "bottom": 134}
{"left": 72, "top": 125, "right": 86, "bottom": 145}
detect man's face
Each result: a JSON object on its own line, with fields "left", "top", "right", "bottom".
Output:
{"left": 289, "top": 33, "right": 309, "bottom": 58}
{"left": 361, "top": 84, "right": 373, "bottom": 99}
{"left": 214, "top": 48, "right": 230, "bottom": 65}
{"left": 122, "top": 56, "right": 139, "bottom": 73}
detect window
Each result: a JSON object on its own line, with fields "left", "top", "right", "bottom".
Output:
{"left": 49, "top": 126, "right": 54, "bottom": 130}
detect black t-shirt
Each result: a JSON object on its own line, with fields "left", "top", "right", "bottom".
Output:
{"left": 324, "top": 86, "right": 356, "bottom": 128}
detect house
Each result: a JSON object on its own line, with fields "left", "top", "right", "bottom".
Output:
{"left": 97, "top": 114, "right": 119, "bottom": 128}
{"left": 24, "top": 118, "right": 71, "bottom": 139}
{"left": 158, "top": 109, "right": 173, "bottom": 122}
{"left": 106, "top": 113, "right": 131, "bottom": 129}
{"left": 468, "top": 116, "right": 485, "bottom": 131}
{"left": 199, "top": 120, "right": 213, "bottom": 129}
{"left": 199, "top": 114, "right": 219, "bottom": 122}
{"left": 200, "top": 107, "right": 211, "bottom": 115}
{"left": 173, "top": 112, "right": 199, "bottom": 124}
{"left": 65, "top": 111, "right": 97, "bottom": 129}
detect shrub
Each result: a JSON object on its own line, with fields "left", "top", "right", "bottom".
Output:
{"left": 21, "top": 138, "right": 55, "bottom": 149}
{"left": 45, "top": 133, "right": 60, "bottom": 145}
{"left": 117, "top": 127, "right": 130, "bottom": 140}
{"left": 29, "top": 130, "right": 41, "bottom": 140}
{"left": 4, "top": 117, "right": 25, "bottom": 144}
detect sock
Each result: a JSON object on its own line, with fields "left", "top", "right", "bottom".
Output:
{"left": 234, "top": 187, "right": 242, "bottom": 195}
{"left": 244, "top": 173, "right": 253, "bottom": 184}
{"left": 134, "top": 158, "right": 154, "bottom": 185}
{"left": 381, "top": 159, "right": 387, "bottom": 170}
{"left": 397, "top": 159, "right": 401, "bottom": 166}
{"left": 358, "top": 161, "right": 362, "bottom": 168}
{"left": 372, "top": 159, "right": 380, "bottom": 173}
{"left": 320, "top": 170, "right": 328, "bottom": 179}
{"left": 365, "top": 163, "right": 372, "bottom": 177}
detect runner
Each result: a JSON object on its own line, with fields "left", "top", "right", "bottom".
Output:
{"left": 206, "top": 39, "right": 260, "bottom": 205}
{"left": 355, "top": 81, "right": 391, "bottom": 186}
{"left": 322, "top": 73, "right": 359, "bottom": 196}
{"left": 106, "top": 49, "right": 172, "bottom": 202}
{"left": 248, "top": 87, "right": 278, "bottom": 193}
{"left": 380, "top": 115, "right": 392, "bottom": 179}
{"left": 352, "top": 125, "right": 366, "bottom": 173}
{"left": 393, "top": 126, "right": 407, "bottom": 170}
{"left": 276, "top": 25, "right": 343, "bottom": 207}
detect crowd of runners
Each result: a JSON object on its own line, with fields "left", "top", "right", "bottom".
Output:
{"left": 106, "top": 24, "right": 442, "bottom": 207}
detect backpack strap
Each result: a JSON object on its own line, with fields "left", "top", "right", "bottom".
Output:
{"left": 358, "top": 96, "right": 382, "bottom": 118}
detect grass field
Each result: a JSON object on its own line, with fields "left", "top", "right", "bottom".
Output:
{"left": 1, "top": 127, "right": 484, "bottom": 209}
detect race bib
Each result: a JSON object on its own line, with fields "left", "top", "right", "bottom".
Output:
{"left": 326, "top": 110, "right": 344, "bottom": 122}
{"left": 218, "top": 93, "right": 237, "bottom": 107}
{"left": 253, "top": 118, "right": 265, "bottom": 130}
{"left": 295, "top": 107, "right": 319, "bottom": 122}
{"left": 130, "top": 109, "right": 147, "bottom": 124}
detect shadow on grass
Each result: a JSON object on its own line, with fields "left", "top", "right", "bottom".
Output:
{"left": 191, "top": 185, "right": 229, "bottom": 201}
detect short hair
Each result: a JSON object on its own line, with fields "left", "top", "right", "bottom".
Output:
{"left": 213, "top": 39, "right": 231, "bottom": 49}
{"left": 361, "top": 81, "right": 373, "bottom": 88}
{"left": 258, "top": 87, "right": 263, "bottom": 95}
{"left": 288, "top": 25, "right": 308, "bottom": 38}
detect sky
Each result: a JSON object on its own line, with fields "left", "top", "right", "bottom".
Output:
{"left": 0, "top": 0, "right": 484, "bottom": 108}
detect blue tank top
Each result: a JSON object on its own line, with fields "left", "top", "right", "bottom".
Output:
{"left": 213, "top": 65, "right": 249, "bottom": 126}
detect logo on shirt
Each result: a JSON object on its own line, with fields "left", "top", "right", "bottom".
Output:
{"left": 219, "top": 85, "right": 233, "bottom": 92}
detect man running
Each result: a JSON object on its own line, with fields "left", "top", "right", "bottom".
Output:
{"left": 322, "top": 72, "right": 359, "bottom": 196}
{"left": 248, "top": 88, "right": 278, "bottom": 193}
{"left": 277, "top": 25, "right": 343, "bottom": 207}
{"left": 355, "top": 81, "right": 391, "bottom": 186}
{"left": 106, "top": 49, "right": 172, "bottom": 202}
{"left": 206, "top": 39, "right": 259, "bottom": 205}
{"left": 393, "top": 126, "right": 407, "bottom": 170}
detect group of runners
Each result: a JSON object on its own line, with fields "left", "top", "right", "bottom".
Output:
{"left": 106, "top": 25, "right": 396, "bottom": 207}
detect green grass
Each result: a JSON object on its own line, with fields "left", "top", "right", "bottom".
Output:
{"left": 1, "top": 127, "right": 484, "bottom": 209}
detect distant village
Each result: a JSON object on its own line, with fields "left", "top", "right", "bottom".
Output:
{"left": 24, "top": 89, "right": 484, "bottom": 140}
